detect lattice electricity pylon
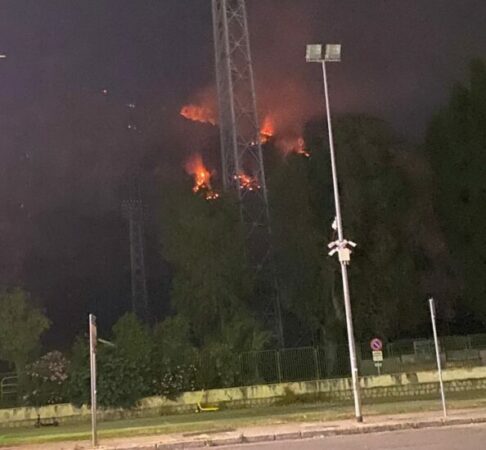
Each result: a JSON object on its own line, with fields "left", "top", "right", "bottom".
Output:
{"left": 212, "top": 0, "right": 284, "bottom": 346}
{"left": 121, "top": 104, "right": 149, "bottom": 322}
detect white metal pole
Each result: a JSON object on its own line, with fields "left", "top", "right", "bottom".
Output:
{"left": 429, "top": 298, "right": 447, "bottom": 418}
{"left": 321, "top": 61, "right": 343, "bottom": 242}
{"left": 321, "top": 61, "right": 363, "bottom": 422}
{"left": 89, "top": 314, "right": 98, "bottom": 447}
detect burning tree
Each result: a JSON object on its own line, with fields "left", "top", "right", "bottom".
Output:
{"left": 184, "top": 153, "right": 220, "bottom": 200}
{"left": 235, "top": 173, "right": 261, "bottom": 191}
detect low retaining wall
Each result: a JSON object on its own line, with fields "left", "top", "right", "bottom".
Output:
{"left": 1, "top": 366, "right": 486, "bottom": 428}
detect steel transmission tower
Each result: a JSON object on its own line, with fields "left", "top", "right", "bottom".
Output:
{"left": 122, "top": 104, "right": 149, "bottom": 322}
{"left": 212, "top": 0, "right": 284, "bottom": 346}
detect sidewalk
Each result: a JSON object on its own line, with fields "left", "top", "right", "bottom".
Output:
{"left": 6, "top": 406, "right": 486, "bottom": 450}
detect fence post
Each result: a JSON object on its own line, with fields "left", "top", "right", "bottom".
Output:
{"left": 238, "top": 354, "right": 244, "bottom": 385}
{"left": 313, "top": 347, "right": 321, "bottom": 380}
{"left": 275, "top": 351, "right": 282, "bottom": 383}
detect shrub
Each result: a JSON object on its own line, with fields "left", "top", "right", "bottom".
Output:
{"left": 24, "top": 351, "right": 69, "bottom": 406}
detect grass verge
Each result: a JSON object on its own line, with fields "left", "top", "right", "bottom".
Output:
{"left": 1, "top": 392, "right": 486, "bottom": 447}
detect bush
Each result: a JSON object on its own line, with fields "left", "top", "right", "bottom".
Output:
{"left": 197, "top": 342, "right": 241, "bottom": 389}
{"left": 24, "top": 351, "right": 69, "bottom": 406}
{"left": 155, "top": 364, "right": 198, "bottom": 400}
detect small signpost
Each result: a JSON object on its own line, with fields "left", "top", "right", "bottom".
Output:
{"left": 89, "top": 314, "right": 97, "bottom": 447}
{"left": 370, "top": 338, "right": 383, "bottom": 375}
{"left": 429, "top": 298, "right": 447, "bottom": 418}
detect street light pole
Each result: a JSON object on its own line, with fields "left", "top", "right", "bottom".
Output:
{"left": 321, "top": 60, "right": 343, "bottom": 242}
{"left": 307, "top": 44, "right": 363, "bottom": 422}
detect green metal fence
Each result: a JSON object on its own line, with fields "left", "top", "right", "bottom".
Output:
{"left": 0, "top": 373, "right": 18, "bottom": 407}
{"left": 239, "top": 346, "right": 351, "bottom": 386}
{"left": 2, "top": 333, "right": 486, "bottom": 407}
{"left": 239, "top": 333, "right": 486, "bottom": 386}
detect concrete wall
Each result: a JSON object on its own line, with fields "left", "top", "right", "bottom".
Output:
{"left": 2, "top": 366, "right": 486, "bottom": 428}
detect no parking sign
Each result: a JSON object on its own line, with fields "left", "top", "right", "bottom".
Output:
{"left": 370, "top": 338, "right": 383, "bottom": 351}
{"left": 370, "top": 338, "right": 383, "bottom": 374}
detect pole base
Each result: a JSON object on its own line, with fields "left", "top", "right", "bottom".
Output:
{"left": 356, "top": 415, "right": 363, "bottom": 423}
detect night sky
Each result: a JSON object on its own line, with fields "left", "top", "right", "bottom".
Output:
{"left": 0, "top": 0, "right": 485, "bottom": 345}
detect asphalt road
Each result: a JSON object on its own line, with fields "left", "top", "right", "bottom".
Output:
{"left": 222, "top": 424, "right": 486, "bottom": 449}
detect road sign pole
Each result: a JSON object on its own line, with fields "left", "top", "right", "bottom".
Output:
{"left": 370, "top": 338, "right": 384, "bottom": 376}
{"left": 89, "top": 314, "right": 98, "bottom": 447}
{"left": 429, "top": 298, "right": 447, "bottom": 418}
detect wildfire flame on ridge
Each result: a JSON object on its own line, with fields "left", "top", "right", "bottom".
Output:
{"left": 180, "top": 104, "right": 217, "bottom": 126}
{"left": 260, "top": 115, "right": 275, "bottom": 143}
{"left": 179, "top": 98, "right": 308, "bottom": 157}
{"left": 235, "top": 173, "right": 261, "bottom": 191}
{"left": 260, "top": 115, "right": 309, "bottom": 156}
{"left": 184, "top": 153, "right": 220, "bottom": 200}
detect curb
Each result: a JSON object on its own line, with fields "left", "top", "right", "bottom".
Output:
{"left": 153, "top": 415, "right": 486, "bottom": 449}
{"left": 97, "top": 415, "right": 486, "bottom": 449}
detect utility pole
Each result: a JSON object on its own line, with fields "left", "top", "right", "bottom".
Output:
{"left": 212, "top": 0, "right": 284, "bottom": 346}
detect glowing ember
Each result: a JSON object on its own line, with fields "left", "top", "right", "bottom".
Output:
{"left": 204, "top": 190, "right": 220, "bottom": 200}
{"left": 260, "top": 115, "right": 275, "bottom": 143}
{"left": 235, "top": 173, "right": 261, "bottom": 191}
{"left": 180, "top": 104, "right": 217, "bottom": 126}
{"left": 276, "top": 136, "right": 311, "bottom": 157}
{"left": 294, "top": 137, "right": 311, "bottom": 157}
{"left": 184, "top": 154, "right": 219, "bottom": 200}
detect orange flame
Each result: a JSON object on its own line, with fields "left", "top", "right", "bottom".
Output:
{"left": 259, "top": 114, "right": 309, "bottom": 156}
{"left": 180, "top": 104, "right": 217, "bottom": 126}
{"left": 184, "top": 154, "right": 220, "bottom": 200}
{"left": 260, "top": 115, "right": 275, "bottom": 143}
{"left": 235, "top": 173, "right": 261, "bottom": 191}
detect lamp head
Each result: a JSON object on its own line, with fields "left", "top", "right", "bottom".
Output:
{"left": 306, "top": 44, "right": 341, "bottom": 62}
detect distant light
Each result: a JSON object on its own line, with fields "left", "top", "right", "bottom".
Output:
{"left": 0, "top": 54, "right": 7, "bottom": 59}
{"left": 101, "top": 88, "right": 108, "bottom": 95}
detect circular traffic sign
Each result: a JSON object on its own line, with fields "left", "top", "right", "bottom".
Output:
{"left": 370, "top": 338, "right": 383, "bottom": 351}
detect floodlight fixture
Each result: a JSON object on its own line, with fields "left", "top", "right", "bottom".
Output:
{"left": 306, "top": 44, "right": 341, "bottom": 63}
{"left": 306, "top": 44, "right": 323, "bottom": 62}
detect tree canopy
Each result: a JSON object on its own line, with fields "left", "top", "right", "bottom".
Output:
{"left": 0, "top": 287, "right": 50, "bottom": 376}
{"left": 425, "top": 59, "right": 486, "bottom": 329}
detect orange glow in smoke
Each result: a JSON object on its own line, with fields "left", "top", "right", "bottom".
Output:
{"left": 275, "top": 136, "right": 311, "bottom": 157}
{"left": 259, "top": 114, "right": 310, "bottom": 156}
{"left": 294, "top": 137, "right": 311, "bottom": 157}
{"left": 180, "top": 104, "right": 217, "bottom": 126}
{"left": 260, "top": 115, "right": 275, "bottom": 143}
{"left": 184, "top": 154, "right": 220, "bottom": 200}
